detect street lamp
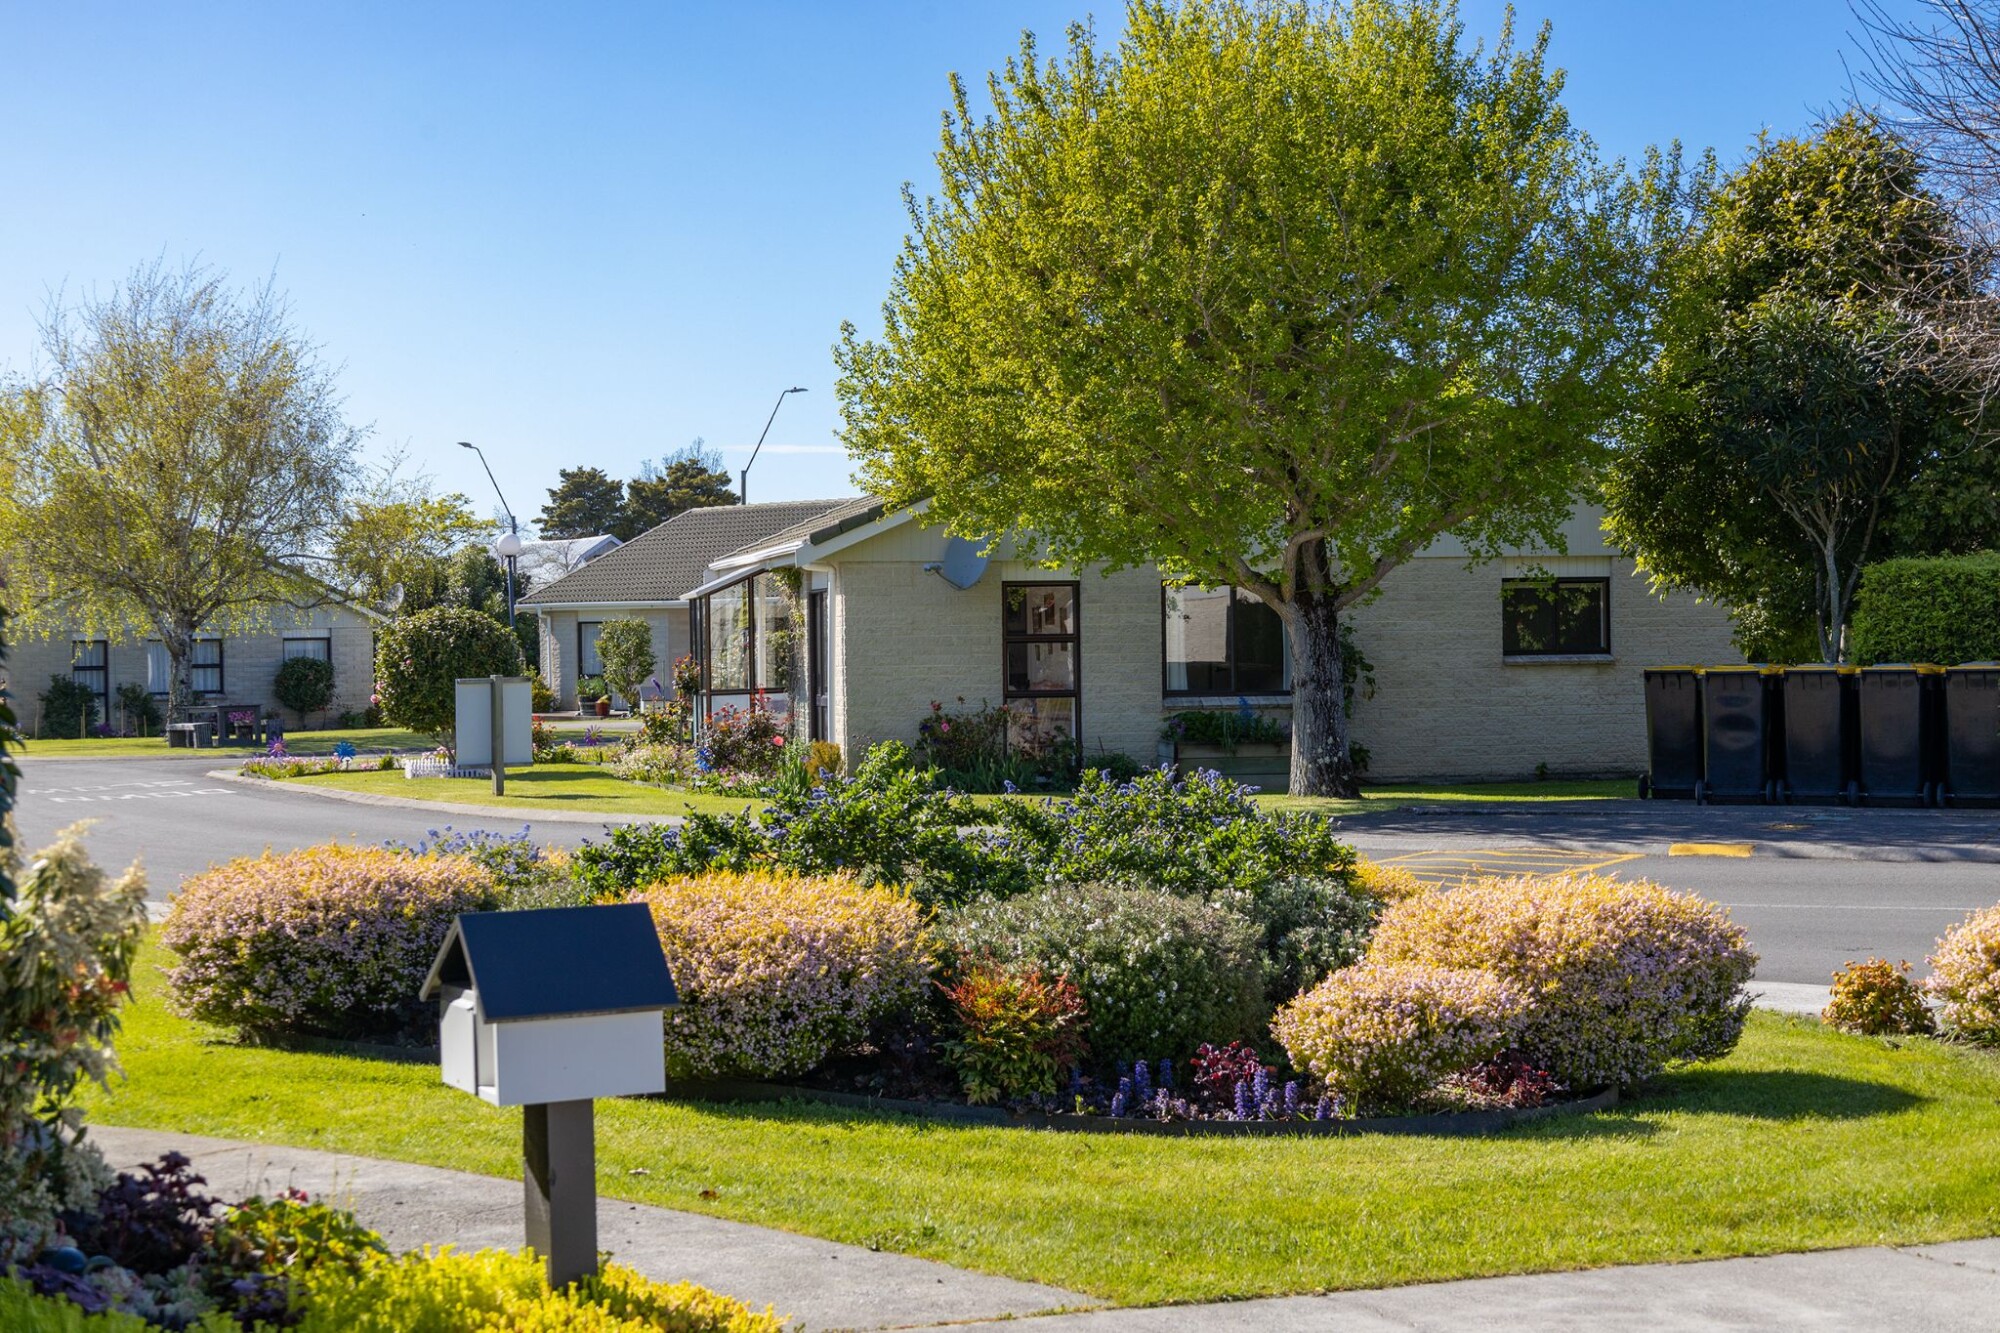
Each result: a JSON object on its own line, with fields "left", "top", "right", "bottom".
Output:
{"left": 740, "top": 387, "right": 807, "bottom": 505}
{"left": 460, "top": 441, "right": 522, "bottom": 627}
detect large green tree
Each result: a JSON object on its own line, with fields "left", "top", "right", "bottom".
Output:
{"left": 0, "top": 262, "right": 360, "bottom": 720}
{"left": 332, "top": 457, "right": 494, "bottom": 610}
{"left": 536, "top": 466, "right": 625, "bottom": 539}
{"left": 621, "top": 441, "right": 736, "bottom": 538}
{"left": 1602, "top": 112, "right": 1978, "bottom": 662}
{"left": 836, "top": 0, "right": 1675, "bottom": 796}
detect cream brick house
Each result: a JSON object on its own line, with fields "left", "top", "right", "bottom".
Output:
{"left": 668, "top": 498, "right": 1741, "bottom": 784}
{"left": 520, "top": 500, "right": 850, "bottom": 710}
{"left": 5, "top": 601, "right": 381, "bottom": 738}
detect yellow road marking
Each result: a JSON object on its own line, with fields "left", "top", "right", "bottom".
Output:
{"left": 1669, "top": 842, "right": 1755, "bottom": 858}
{"left": 1378, "top": 848, "right": 1644, "bottom": 886}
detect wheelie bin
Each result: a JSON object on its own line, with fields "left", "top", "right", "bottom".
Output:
{"left": 1777, "top": 665, "right": 1857, "bottom": 804}
{"left": 1856, "top": 665, "right": 1944, "bottom": 806}
{"left": 1941, "top": 663, "right": 2000, "bottom": 806}
{"left": 1698, "top": 666, "right": 1779, "bottom": 803}
{"left": 1641, "top": 666, "right": 1703, "bottom": 799}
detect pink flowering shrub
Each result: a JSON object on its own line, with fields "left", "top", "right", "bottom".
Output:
{"left": 1927, "top": 904, "right": 2000, "bottom": 1043}
{"left": 640, "top": 871, "right": 934, "bottom": 1079}
{"left": 1367, "top": 874, "right": 1757, "bottom": 1088}
{"left": 162, "top": 846, "right": 499, "bottom": 1038}
{"left": 1271, "top": 962, "right": 1521, "bottom": 1111}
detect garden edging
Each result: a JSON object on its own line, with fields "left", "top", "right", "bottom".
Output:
{"left": 202, "top": 768, "right": 668, "bottom": 825}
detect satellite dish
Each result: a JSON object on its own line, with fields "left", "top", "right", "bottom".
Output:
{"left": 382, "top": 582, "right": 406, "bottom": 613}
{"left": 934, "top": 536, "right": 991, "bottom": 590}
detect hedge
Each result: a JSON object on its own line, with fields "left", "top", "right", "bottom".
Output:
{"left": 1850, "top": 554, "right": 2000, "bottom": 665}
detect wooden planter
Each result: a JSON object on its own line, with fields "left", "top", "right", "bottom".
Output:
{"left": 1175, "top": 741, "right": 1291, "bottom": 794}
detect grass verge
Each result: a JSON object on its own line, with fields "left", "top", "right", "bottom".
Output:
{"left": 1259, "top": 778, "right": 1633, "bottom": 816}
{"left": 283, "top": 763, "right": 757, "bottom": 817}
{"left": 18, "top": 727, "right": 436, "bottom": 761}
{"left": 90, "top": 937, "right": 2000, "bottom": 1305}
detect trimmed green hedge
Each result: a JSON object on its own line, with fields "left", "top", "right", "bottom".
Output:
{"left": 1850, "top": 554, "right": 2000, "bottom": 664}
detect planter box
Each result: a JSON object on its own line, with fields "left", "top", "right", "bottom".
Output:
{"left": 1174, "top": 741, "right": 1290, "bottom": 794}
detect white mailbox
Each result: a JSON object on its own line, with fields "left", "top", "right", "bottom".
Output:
{"left": 418, "top": 903, "right": 676, "bottom": 1107}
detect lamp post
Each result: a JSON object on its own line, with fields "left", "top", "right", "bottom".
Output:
{"left": 459, "top": 441, "right": 522, "bottom": 627}
{"left": 740, "top": 387, "right": 807, "bottom": 505}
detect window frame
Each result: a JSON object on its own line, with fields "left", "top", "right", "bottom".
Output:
{"left": 577, "top": 620, "right": 604, "bottom": 679}
{"left": 70, "top": 639, "right": 110, "bottom": 723}
{"left": 1500, "top": 576, "right": 1612, "bottom": 658}
{"left": 190, "top": 638, "right": 224, "bottom": 695}
{"left": 1161, "top": 583, "right": 1291, "bottom": 697}
{"left": 281, "top": 636, "right": 332, "bottom": 663}
{"left": 1002, "top": 580, "right": 1081, "bottom": 742}
{"left": 695, "top": 572, "right": 795, "bottom": 719}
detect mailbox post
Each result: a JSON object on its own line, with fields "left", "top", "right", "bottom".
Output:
{"left": 419, "top": 904, "right": 677, "bottom": 1286}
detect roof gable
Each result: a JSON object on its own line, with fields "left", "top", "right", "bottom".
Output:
{"left": 519, "top": 499, "right": 852, "bottom": 606}
{"left": 419, "top": 903, "right": 678, "bottom": 1021}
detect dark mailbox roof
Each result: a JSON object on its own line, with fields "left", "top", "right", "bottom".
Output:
{"left": 419, "top": 903, "right": 677, "bottom": 1021}
{"left": 518, "top": 499, "right": 854, "bottom": 607}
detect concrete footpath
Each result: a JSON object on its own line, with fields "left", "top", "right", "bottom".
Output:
{"left": 90, "top": 1126, "right": 2000, "bottom": 1331}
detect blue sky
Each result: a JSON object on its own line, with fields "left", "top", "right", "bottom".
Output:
{"left": 0, "top": 1, "right": 1916, "bottom": 528}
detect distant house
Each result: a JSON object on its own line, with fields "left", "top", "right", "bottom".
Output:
{"left": 519, "top": 500, "right": 849, "bottom": 710}
{"left": 4, "top": 599, "right": 382, "bottom": 737}
{"left": 669, "top": 498, "right": 1742, "bottom": 784}
{"left": 515, "top": 534, "right": 621, "bottom": 588}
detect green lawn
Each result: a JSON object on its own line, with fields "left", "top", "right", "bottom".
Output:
{"left": 90, "top": 937, "right": 2000, "bottom": 1305}
{"left": 18, "top": 727, "right": 436, "bottom": 761}
{"left": 288, "top": 763, "right": 757, "bottom": 817}
{"left": 1260, "top": 778, "right": 1634, "bottom": 817}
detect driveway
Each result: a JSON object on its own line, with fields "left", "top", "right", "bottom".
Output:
{"left": 13, "top": 757, "right": 609, "bottom": 900}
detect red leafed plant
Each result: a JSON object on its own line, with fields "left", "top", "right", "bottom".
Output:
{"left": 1190, "top": 1040, "right": 1268, "bottom": 1095}
{"left": 940, "top": 960, "right": 1088, "bottom": 1104}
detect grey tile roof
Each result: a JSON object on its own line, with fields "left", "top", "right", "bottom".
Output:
{"left": 519, "top": 499, "right": 854, "bottom": 606}
{"left": 717, "top": 495, "right": 889, "bottom": 563}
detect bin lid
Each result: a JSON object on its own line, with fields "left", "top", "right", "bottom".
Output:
{"left": 1861, "top": 663, "right": 1945, "bottom": 674}
{"left": 1645, "top": 665, "right": 1703, "bottom": 672}
{"left": 1948, "top": 661, "right": 2000, "bottom": 670}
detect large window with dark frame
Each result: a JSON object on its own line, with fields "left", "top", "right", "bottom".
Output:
{"left": 696, "top": 573, "right": 795, "bottom": 719}
{"left": 1162, "top": 584, "right": 1287, "bottom": 694}
{"left": 1501, "top": 578, "right": 1611, "bottom": 657}
{"left": 71, "top": 640, "right": 109, "bottom": 720}
{"left": 1002, "top": 582, "right": 1079, "bottom": 745}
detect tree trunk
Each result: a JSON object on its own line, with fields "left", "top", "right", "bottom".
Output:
{"left": 1286, "top": 580, "right": 1359, "bottom": 799}
{"left": 1818, "top": 533, "right": 1842, "bottom": 665}
{"left": 164, "top": 624, "right": 196, "bottom": 725}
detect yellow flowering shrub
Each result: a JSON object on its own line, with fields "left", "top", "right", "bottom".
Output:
{"left": 641, "top": 870, "right": 935, "bottom": 1078}
{"left": 1823, "top": 958, "right": 1935, "bottom": 1036}
{"left": 293, "top": 1248, "right": 785, "bottom": 1332}
{"left": 1272, "top": 962, "right": 1521, "bottom": 1111}
{"left": 1367, "top": 873, "right": 1757, "bottom": 1087}
{"left": 1927, "top": 904, "right": 2000, "bottom": 1043}
{"left": 1351, "top": 859, "right": 1428, "bottom": 905}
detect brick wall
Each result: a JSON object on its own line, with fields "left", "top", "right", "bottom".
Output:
{"left": 4, "top": 607, "right": 378, "bottom": 736}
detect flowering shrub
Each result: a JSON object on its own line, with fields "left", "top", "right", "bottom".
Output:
{"left": 1434, "top": 1050, "right": 1563, "bottom": 1111}
{"left": 914, "top": 697, "right": 1080, "bottom": 791}
{"left": 940, "top": 961, "right": 1089, "bottom": 1104}
{"left": 1272, "top": 962, "right": 1522, "bottom": 1112}
{"left": 0, "top": 824, "right": 147, "bottom": 1234}
{"left": 804, "top": 739, "right": 843, "bottom": 778}
{"left": 386, "top": 826, "right": 583, "bottom": 910}
{"left": 290, "top": 1247, "right": 784, "bottom": 1332}
{"left": 575, "top": 743, "right": 1029, "bottom": 908}
{"left": 1823, "top": 958, "right": 1935, "bottom": 1036}
{"left": 163, "top": 846, "right": 499, "bottom": 1037}
{"left": 993, "top": 765, "right": 1356, "bottom": 907}
{"left": 640, "top": 871, "right": 934, "bottom": 1079}
{"left": 1367, "top": 873, "right": 1757, "bottom": 1087}
{"left": 943, "top": 881, "right": 1267, "bottom": 1067}
{"left": 700, "top": 700, "right": 787, "bottom": 776}
{"left": 610, "top": 741, "right": 697, "bottom": 788}
{"left": 239, "top": 753, "right": 391, "bottom": 779}
{"left": 1353, "top": 858, "right": 1429, "bottom": 905}
{"left": 1926, "top": 904, "right": 2000, "bottom": 1042}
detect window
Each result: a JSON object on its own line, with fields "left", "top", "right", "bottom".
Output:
{"left": 807, "top": 590, "right": 829, "bottom": 741}
{"left": 578, "top": 622, "right": 604, "bottom": 677}
{"left": 1163, "top": 585, "right": 1288, "bottom": 694}
{"left": 71, "top": 641, "right": 109, "bottom": 718}
{"left": 282, "top": 637, "right": 331, "bottom": 662}
{"left": 695, "top": 573, "right": 797, "bottom": 716}
{"left": 191, "top": 639, "right": 224, "bottom": 694}
{"left": 144, "top": 640, "right": 225, "bottom": 694}
{"left": 1003, "top": 582, "right": 1079, "bottom": 743}
{"left": 1502, "top": 578, "right": 1610, "bottom": 657}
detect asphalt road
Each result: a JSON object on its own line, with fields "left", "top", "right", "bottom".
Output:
{"left": 13, "top": 757, "right": 607, "bottom": 896}
{"left": 15, "top": 758, "right": 1998, "bottom": 986}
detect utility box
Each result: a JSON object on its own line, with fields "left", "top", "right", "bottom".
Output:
{"left": 419, "top": 903, "right": 676, "bottom": 1107}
